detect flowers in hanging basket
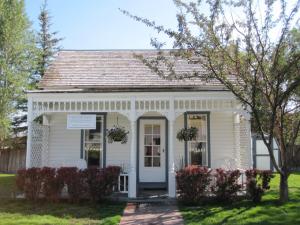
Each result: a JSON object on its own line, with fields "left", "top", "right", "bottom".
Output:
{"left": 106, "top": 125, "right": 129, "bottom": 144}
{"left": 176, "top": 127, "right": 198, "bottom": 142}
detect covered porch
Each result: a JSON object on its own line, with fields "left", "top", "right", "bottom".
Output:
{"left": 26, "top": 91, "right": 251, "bottom": 198}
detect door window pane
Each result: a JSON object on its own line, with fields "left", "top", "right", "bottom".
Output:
{"left": 145, "top": 157, "right": 152, "bottom": 167}
{"left": 153, "top": 135, "right": 160, "bottom": 145}
{"left": 144, "top": 146, "right": 152, "bottom": 156}
{"left": 144, "top": 125, "right": 152, "bottom": 134}
{"left": 144, "top": 135, "right": 153, "bottom": 145}
{"left": 153, "top": 157, "right": 161, "bottom": 167}
{"left": 144, "top": 124, "right": 161, "bottom": 167}
{"left": 153, "top": 146, "right": 160, "bottom": 156}
{"left": 153, "top": 125, "right": 160, "bottom": 134}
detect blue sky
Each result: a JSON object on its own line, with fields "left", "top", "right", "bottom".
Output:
{"left": 25, "top": 0, "right": 179, "bottom": 49}
{"left": 25, "top": 0, "right": 299, "bottom": 50}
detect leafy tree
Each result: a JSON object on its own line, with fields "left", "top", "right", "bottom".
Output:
{"left": 12, "top": 0, "right": 63, "bottom": 139}
{"left": 0, "top": 0, "right": 36, "bottom": 146}
{"left": 37, "top": 0, "right": 62, "bottom": 78}
{"left": 290, "top": 28, "right": 300, "bottom": 97}
{"left": 121, "top": 0, "right": 300, "bottom": 202}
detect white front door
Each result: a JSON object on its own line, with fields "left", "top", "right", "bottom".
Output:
{"left": 139, "top": 119, "right": 166, "bottom": 183}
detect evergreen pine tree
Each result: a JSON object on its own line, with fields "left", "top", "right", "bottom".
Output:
{"left": 37, "top": 0, "right": 62, "bottom": 78}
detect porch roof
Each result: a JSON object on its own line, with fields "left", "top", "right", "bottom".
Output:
{"left": 39, "top": 50, "right": 228, "bottom": 91}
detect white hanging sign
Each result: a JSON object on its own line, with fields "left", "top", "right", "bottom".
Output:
{"left": 67, "top": 114, "right": 96, "bottom": 129}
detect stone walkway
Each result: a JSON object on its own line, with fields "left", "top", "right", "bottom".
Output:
{"left": 119, "top": 202, "right": 184, "bottom": 225}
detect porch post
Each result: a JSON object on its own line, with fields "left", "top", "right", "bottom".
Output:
{"left": 26, "top": 98, "right": 33, "bottom": 168}
{"left": 168, "top": 99, "right": 176, "bottom": 198}
{"left": 128, "top": 98, "right": 137, "bottom": 198}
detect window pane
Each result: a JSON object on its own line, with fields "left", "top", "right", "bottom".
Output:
{"left": 145, "top": 125, "right": 152, "bottom": 134}
{"left": 144, "top": 157, "right": 152, "bottom": 167}
{"left": 190, "top": 150, "right": 202, "bottom": 165}
{"left": 144, "top": 146, "right": 152, "bottom": 156}
{"left": 85, "top": 129, "right": 101, "bottom": 142}
{"left": 119, "top": 176, "right": 125, "bottom": 191}
{"left": 187, "top": 114, "right": 208, "bottom": 166}
{"left": 85, "top": 143, "right": 100, "bottom": 151}
{"left": 84, "top": 115, "right": 102, "bottom": 168}
{"left": 85, "top": 120, "right": 101, "bottom": 142}
{"left": 190, "top": 142, "right": 205, "bottom": 151}
{"left": 153, "top": 157, "right": 161, "bottom": 167}
{"left": 256, "top": 156, "right": 271, "bottom": 170}
{"left": 256, "top": 140, "right": 269, "bottom": 154}
{"left": 189, "top": 142, "right": 206, "bottom": 165}
{"left": 85, "top": 143, "right": 101, "bottom": 167}
{"left": 197, "top": 119, "right": 207, "bottom": 141}
{"left": 153, "top": 125, "right": 160, "bottom": 134}
{"left": 153, "top": 146, "right": 160, "bottom": 156}
{"left": 94, "top": 118, "right": 102, "bottom": 133}
{"left": 153, "top": 135, "right": 160, "bottom": 145}
{"left": 144, "top": 135, "right": 152, "bottom": 145}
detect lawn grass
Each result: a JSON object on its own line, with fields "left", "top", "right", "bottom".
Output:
{"left": 0, "top": 173, "right": 16, "bottom": 198}
{"left": 0, "top": 174, "right": 125, "bottom": 225}
{"left": 0, "top": 199, "right": 125, "bottom": 225}
{"left": 180, "top": 173, "right": 300, "bottom": 225}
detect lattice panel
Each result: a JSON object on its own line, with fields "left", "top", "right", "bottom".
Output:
{"left": 42, "top": 125, "right": 50, "bottom": 166}
{"left": 30, "top": 122, "right": 49, "bottom": 167}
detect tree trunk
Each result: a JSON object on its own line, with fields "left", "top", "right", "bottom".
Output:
{"left": 279, "top": 172, "right": 289, "bottom": 203}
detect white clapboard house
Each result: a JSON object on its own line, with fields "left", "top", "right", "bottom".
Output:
{"left": 26, "top": 50, "right": 252, "bottom": 198}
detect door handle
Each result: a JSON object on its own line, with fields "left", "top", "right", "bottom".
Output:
{"left": 162, "top": 148, "right": 165, "bottom": 153}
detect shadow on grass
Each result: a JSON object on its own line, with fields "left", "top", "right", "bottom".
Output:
{"left": 179, "top": 194, "right": 300, "bottom": 225}
{"left": 219, "top": 205, "right": 252, "bottom": 225}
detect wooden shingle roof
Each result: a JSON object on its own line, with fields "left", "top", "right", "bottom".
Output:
{"left": 39, "top": 50, "right": 226, "bottom": 91}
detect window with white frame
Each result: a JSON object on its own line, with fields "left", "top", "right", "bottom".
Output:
{"left": 84, "top": 115, "right": 103, "bottom": 167}
{"left": 187, "top": 114, "right": 208, "bottom": 166}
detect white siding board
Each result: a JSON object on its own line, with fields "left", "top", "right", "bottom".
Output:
{"left": 210, "top": 112, "right": 235, "bottom": 169}
{"left": 48, "top": 113, "right": 81, "bottom": 167}
{"left": 174, "top": 114, "right": 185, "bottom": 170}
{"left": 46, "top": 111, "right": 250, "bottom": 171}
{"left": 106, "top": 113, "right": 130, "bottom": 172}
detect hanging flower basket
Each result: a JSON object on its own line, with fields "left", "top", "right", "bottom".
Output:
{"left": 176, "top": 127, "right": 198, "bottom": 142}
{"left": 107, "top": 125, "right": 129, "bottom": 144}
